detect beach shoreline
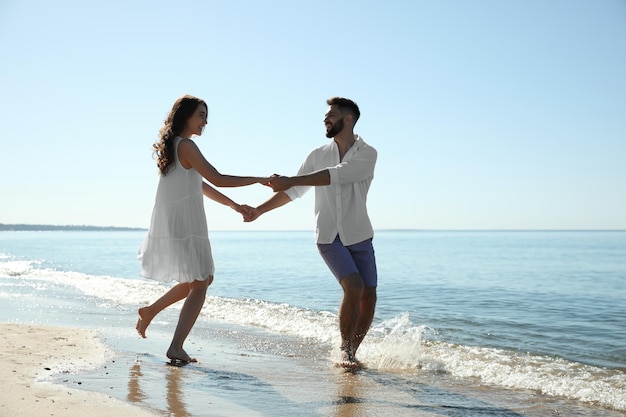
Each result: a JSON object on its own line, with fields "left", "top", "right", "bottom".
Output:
{"left": 0, "top": 322, "right": 158, "bottom": 417}
{"left": 2, "top": 320, "right": 623, "bottom": 417}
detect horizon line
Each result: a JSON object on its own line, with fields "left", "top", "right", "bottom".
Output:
{"left": 1, "top": 223, "right": 625, "bottom": 232}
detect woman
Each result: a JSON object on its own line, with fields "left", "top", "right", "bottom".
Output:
{"left": 136, "top": 94, "right": 267, "bottom": 363}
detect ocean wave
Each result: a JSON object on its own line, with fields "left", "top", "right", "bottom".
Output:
{"left": 0, "top": 259, "right": 39, "bottom": 276}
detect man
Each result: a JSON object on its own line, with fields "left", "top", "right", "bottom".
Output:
{"left": 247, "top": 97, "right": 378, "bottom": 369}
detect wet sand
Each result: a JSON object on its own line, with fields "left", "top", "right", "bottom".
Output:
{"left": 63, "top": 322, "right": 438, "bottom": 417}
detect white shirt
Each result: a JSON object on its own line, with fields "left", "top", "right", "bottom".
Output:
{"left": 285, "top": 134, "right": 377, "bottom": 245}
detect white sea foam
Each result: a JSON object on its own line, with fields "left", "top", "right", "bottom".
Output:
{"left": 361, "top": 314, "right": 626, "bottom": 412}
{"left": 0, "top": 259, "right": 36, "bottom": 276}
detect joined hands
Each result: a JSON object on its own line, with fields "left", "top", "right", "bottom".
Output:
{"left": 234, "top": 204, "right": 260, "bottom": 222}
{"left": 265, "top": 174, "right": 292, "bottom": 192}
{"left": 236, "top": 174, "right": 291, "bottom": 222}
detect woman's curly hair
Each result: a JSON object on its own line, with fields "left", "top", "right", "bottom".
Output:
{"left": 153, "top": 95, "right": 207, "bottom": 176}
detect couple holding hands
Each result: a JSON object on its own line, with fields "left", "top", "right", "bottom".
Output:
{"left": 137, "top": 95, "right": 378, "bottom": 370}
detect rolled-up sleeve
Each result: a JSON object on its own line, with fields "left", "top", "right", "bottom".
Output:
{"left": 283, "top": 135, "right": 376, "bottom": 245}
{"left": 328, "top": 144, "right": 377, "bottom": 185}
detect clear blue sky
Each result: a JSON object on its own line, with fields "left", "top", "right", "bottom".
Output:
{"left": 1, "top": 0, "right": 625, "bottom": 230}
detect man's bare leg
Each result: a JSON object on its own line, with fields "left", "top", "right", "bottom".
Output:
{"left": 338, "top": 273, "right": 364, "bottom": 367}
{"left": 352, "top": 286, "right": 377, "bottom": 356}
{"left": 136, "top": 282, "right": 191, "bottom": 338}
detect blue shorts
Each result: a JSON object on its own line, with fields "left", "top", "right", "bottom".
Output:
{"left": 317, "top": 235, "right": 378, "bottom": 287}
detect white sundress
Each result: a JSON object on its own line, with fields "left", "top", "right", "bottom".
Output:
{"left": 138, "top": 137, "right": 215, "bottom": 282}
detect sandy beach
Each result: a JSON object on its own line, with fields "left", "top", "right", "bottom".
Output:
{"left": 0, "top": 323, "right": 157, "bottom": 417}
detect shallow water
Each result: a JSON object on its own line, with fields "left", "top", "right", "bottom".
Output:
{"left": 1, "top": 230, "right": 624, "bottom": 415}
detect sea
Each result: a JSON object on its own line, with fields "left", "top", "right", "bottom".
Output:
{"left": 0, "top": 229, "right": 624, "bottom": 416}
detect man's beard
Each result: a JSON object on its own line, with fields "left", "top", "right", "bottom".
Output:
{"left": 325, "top": 116, "right": 345, "bottom": 138}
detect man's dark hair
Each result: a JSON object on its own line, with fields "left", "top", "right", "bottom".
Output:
{"left": 327, "top": 97, "right": 360, "bottom": 124}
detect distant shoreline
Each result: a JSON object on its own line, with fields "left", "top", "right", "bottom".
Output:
{"left": 0, "top": 224, "right": 147, "bottom": 232}
{"left": 0, "top": 224, "right": 623, "bottom": 233}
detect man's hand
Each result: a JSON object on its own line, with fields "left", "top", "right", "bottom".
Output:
{"left": 268, "top": 175, "right": 293, "bottom": 192}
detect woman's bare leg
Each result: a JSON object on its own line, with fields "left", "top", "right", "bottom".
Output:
{"left": 136, "top": 282, "right": 191, "bottom": 338}
{"left": 167, "top": 277, "right": 212, "bottom": 362}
